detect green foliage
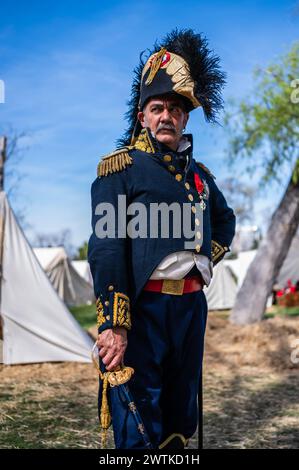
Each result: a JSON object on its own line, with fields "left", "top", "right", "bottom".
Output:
{"left": 74, "top": 241, "right": 88, "bottom": 260}
{"left": 69, "top": 304, "right": 96, "bottom": 329}
{"left": 265, "top": 305, "right": 299, "bottom": 318}
{"left": 224, "top": 42, "right": 299, "bottom": 185}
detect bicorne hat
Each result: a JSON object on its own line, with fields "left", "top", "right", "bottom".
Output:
{"left": 118, "top": 28, "right": 226, "bottom": 147}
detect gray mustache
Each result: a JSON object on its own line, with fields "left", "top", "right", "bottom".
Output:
{"left": 156, "top": 124, "right": 176, "bottom": 133}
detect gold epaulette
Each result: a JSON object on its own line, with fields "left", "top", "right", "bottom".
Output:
{"left": 97, "top": 148, "right": 133, "bottom": 177}
{"left": 196, "top": 161, "right": 216, "bottom": 179}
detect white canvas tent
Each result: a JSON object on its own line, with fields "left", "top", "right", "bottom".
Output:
{"left": 72, "top": 260, "right": 93, "bottom": 286}
{"left": 0, "top": 192, "right": 93, "bottom": 364}
{"left": 225, "top": 239, "right": 299, "bottom": 290}
{"left": 224, "top": 250, "right": 257, "bottom": 287}
{"left": 204, "top": 261, "right": 238, "bottom": 310}
{"left": 275, "top": 235, "right": 299, "bottom": 289}
{"left": 33, "top": 247, "right": 94, "bottom": 306}
{"left": 224, "top": 251, "right": 274, "bottom": 307}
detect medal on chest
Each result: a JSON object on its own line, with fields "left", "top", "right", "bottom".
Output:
{"left": 194, "top": 173, "right": 209, "bottom": 210}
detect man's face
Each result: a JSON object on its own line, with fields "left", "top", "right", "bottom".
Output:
{"left": 137, "top": 95, "right": 189, "bottom": 151}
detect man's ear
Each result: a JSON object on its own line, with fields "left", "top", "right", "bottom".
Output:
{"left": 137, "top": 111, "right": 146, "bottom": 128}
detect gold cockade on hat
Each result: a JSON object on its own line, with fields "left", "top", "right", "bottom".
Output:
{"left": 141, "top": 48, "right": 201, "bottom": 110}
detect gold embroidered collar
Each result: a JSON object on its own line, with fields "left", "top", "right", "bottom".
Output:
{"left": 133, "top": 128, "right": 157, "bottom": 154}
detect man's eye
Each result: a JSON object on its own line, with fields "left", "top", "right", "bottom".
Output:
{"left": 171, "top": 106, "right": 181, "bottom": 113}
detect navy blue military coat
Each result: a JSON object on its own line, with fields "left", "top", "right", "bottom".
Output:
{"left": 88, "top": 128, "right": 236, "bottom": 333}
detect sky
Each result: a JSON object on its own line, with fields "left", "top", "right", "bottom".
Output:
{"left": 0, "top": 0, "right": 298, "bottom": 250}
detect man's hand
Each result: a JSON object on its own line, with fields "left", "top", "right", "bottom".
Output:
{"left": 97, "top": 327, "right": 128, "bottom": 371}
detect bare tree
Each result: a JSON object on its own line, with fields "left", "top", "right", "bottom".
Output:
{"left": 220, "top": 177, "right": 256, "bottom": 225}
{"left": 33, "top": 229, "right": 75, "bottom": 257}
{"left": 0, "top": 136, "right": 7, "bottom": 191}
{"left": 0, "top": 128, "right": 30, "bottom": 228}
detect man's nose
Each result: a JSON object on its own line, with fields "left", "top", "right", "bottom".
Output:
{"left": 160, "top": 107, "right": 172, "bottom": 122}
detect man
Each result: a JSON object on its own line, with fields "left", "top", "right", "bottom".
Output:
{"left": 88, "top": 29, "right": 236, "bottom": 449}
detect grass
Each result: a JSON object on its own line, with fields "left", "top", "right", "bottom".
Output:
{"left": 0, "top": 363, "right": 107, "bottom": 449}
{"left": 202, "top": 368, "right": 299, "bottom": 449}
{"left": 1, "top": 309, "right": 299, "bottom": 449}
{"left": 69, "top": 303, "right": 299, "bottom": 329}
{"left": 69, "top": 304, "right": 96, "bottom": 329}
{"left": 267, "top": 305, "right": 299, "bottom": 317}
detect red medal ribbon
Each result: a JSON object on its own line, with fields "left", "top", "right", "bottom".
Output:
{"left": 194, "top": 172, "right": 204, "bottom": 194}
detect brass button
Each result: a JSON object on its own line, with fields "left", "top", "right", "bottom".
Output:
{"left": 196, "top": 231, "right": 201, "bottom": 239}
{"left": 188, "top": 194, "right": 194, "bottom": 201}
{"left": 192, "top": 206, "right": 196, "bottom": 214}
{"left": 104, "top": 301, "right": 110, "bottom": 307}
{"left": 168, "top": 165, "right": 175, "bottom": 172}
{"left": 195, "top": 244, "right": 201, "bottom": 252}
{"left": 175, "top": 174, "right": 182, "bottom": 182}
{"left": 195, "top": 218, "right": 200, "bottom": 226}
{"left": 108, "top": 285, "right": 114, "bottom": 291}
{"left": 106, "top": 315, "right": 110, "bottom": 321}
{"left": 164, "top": 155, "right": 172, "bottom": 162}
{"left": 185, "top": 182, "right": 190, "bottom": 190}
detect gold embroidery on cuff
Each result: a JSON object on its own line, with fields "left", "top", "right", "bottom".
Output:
{"left": 96, "top": 298, "right": 106, "bottom": 329}
{"left": 113, "top": 292, "right": 131, "bottom": 330}
{"left": 211, "top": 240, "right": 228, "bottom": 263}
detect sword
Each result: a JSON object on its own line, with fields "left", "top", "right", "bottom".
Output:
{"left": 91, "top": 342, "right": 153, "bottom": 449}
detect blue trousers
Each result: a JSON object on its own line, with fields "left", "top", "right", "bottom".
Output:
{"left": 100, "top": 289, "right": 208, "bottom": 449}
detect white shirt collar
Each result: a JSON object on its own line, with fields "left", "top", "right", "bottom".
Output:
{"left": 177, "top": 136, "right": 192, "bottom": 153}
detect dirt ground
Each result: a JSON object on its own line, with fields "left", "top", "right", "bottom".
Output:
{"left": 1, "top": 313, "right": 299, "bottom": 449}
{"left": 202, "top": 313, "right": 299, "bottom": 449}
